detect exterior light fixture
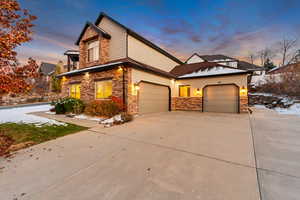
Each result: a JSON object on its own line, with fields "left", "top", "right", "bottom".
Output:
{"left": 62, "top": 76, "right": 67, "bottom": 82}
{"left": 134, "top": 83, "right": 140, "bottom": 90}
{"left": 195, "top": 88, "right": 202, "bottom": 96}
{"left": 118, "top": 66, "right": 123, "bottom": 71}
{"left": 240, "top": 86, "right": 247, "bottom": 96}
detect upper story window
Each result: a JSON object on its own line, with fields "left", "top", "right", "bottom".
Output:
{"left": 87, "top": 40, "right": 99, "bottom": 62}
{"left": 70, "top": 84, "right": 81, "bottom": 99}
{"left": 95, "top": 80, "right": 112, "bottom": 99}
{"left": 179, "top": 85, "right": 191, "bottom": 97}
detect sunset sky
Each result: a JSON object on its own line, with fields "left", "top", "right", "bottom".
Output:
{"left": 17, "top": 0, "right": 300, "bottom": 66}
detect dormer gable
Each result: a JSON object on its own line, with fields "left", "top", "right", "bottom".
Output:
{"left": 185, "top": 53, "right": 204, "bottom": 64}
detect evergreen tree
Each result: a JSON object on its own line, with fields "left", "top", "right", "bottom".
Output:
{"left": 51, "top": 61, "right": 62, "bottom": 92}
{"left": 264, "top": 58, "right": 276, "bottom": 71}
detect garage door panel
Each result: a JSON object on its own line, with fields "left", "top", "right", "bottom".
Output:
{"left": 203, "top": 85, "right": 238, "bottom": 113}
{"left": 139, "top": 82, "right": 169, "bottom": 114}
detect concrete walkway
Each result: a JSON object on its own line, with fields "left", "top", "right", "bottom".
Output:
{"left": 0, "top": 112, "right": 260, "bottom": 200}
{"left": 250, "top": 108, "right": 300, "bottom": 200}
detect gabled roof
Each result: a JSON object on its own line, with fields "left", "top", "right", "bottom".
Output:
{"left": 185, "top": 53, "right": 203, "bottom": 63}
{"left": 40, "top": 62, "right": 56, "bottom": 76}
{"left": 199, "top": 54, "right": 236, "bottom": 62}
{"left": 238, "top": 61, "right": 264, "bottom": 71}
{"left": 94, "top": 12, "right": 183, "bottom": 64}
{"left": 75, "top": 21, "right": 111, "bottom": 45}
{"left": 170, "top": 62, "right": 249, "bottom": 78}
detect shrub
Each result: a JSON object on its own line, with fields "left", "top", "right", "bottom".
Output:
{"left": 52, "top": 97, "right": 85, "bottom": 114}
{"left": 85, "top": 100, "right": 122, "bottom": 117}
{"left": 111, "top": 96, "right": 125, "bottom": 111}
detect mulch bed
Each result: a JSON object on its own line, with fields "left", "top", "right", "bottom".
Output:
{"left": 0, "top": 132, "right": 14, "bottom": 156}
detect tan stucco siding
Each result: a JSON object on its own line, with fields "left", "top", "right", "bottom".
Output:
{"left": 131, "top": 68, "right": 173, "bottom": 87}
{"left": 128, "top": 35, "right": 179, "bottom": 72}
{"left": 98, "top": 17, "right": 127, "bottom": 61}
{"left": 173, "top": 74, "right": 248, "bottom": 97}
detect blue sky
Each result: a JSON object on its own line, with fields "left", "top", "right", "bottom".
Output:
{"left": 17, "top": 0, "right": 300, "bottom": 65}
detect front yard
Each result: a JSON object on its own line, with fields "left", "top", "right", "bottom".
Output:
{"left": 0, "top": 104, "right": 88, "bottom": 156}
{"left": 0, "top": 123, "right": 87, "bottom": 156}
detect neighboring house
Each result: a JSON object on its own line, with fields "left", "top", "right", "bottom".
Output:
{"left": 58, "top": 12, "right": 250, "bottom": 114}
{"left": 36, "top": 62, "right": 56, "bottom": 92}
{"left": 185, "top": 53, "right": 265, "bottom": 75}
{"left": 268, "top": 62, "right": 300, "bottom": 74}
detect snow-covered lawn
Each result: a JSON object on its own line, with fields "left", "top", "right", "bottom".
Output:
{"left": 274, "top": 103, "right": 300, "bottom": 116}
{"left": 0, "top": 104, "right": 64, "bottom": 125}
{"left": 254, "top": 104, "right": 300, "bottom": 117}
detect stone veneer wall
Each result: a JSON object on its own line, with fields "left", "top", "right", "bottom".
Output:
{"left": 240, "top": 96, "right": 248, "bottom": 113}
{"left": 61, "top": 67, "right": 126, "bottom": 103}
{"left": 79, "top": 26, "right": 110, "bottom": 69}
{"left": 171, "top": 97, "right": 202, "bottom": 111}
{"left": 126, "top": 68, "right": 138, "bottom": 114}
{"left": 171, "top": 96, "right": 248, "bottom": 113}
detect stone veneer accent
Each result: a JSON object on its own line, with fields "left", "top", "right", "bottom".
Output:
{"left": 61, "top": 67, "right": 126, "bottom": 104}
{"left": 171, "top": 96, "right": 248, "bottom": 113}
{"left": 126, "top": 68, "right": 138, "bottom": 114}
{"left": 171, "top": 97, "right": 202, "bottom": 111}
{"left": 240, "top": 96, "right": 248, "bottom": 113}
{"left": 79, "top": 26, "right": 110, "bottom": 69}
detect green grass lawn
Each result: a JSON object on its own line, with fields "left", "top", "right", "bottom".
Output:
{"left": 0, "top": 123, "right": 88, "bottom": 145}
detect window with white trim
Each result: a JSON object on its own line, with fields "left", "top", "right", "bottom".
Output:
{"left": 87, "top": 40, "right": 99, "bottom": 62}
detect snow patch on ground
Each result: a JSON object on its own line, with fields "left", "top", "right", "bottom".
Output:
{"left": 0, "top": 104, "right": 65, "bottom": 125}
{"left": 101, "top": 114, "right": 123, "bottom": 125}
{"left": 249, "top": 92, "right": 274, "bottom": 97}
{"left": 254, "top": 104, "right": 300, "bottom": 117}
{"left": 179, "top": 66, "right": 246, "bottom": 78}
{"left": 254, "top": 105, "right": 267, "bottom": 109}
{"left": 251, "top": 74, "right": 282, "bottom": 86}
{"left": 74, "top": 114, "right": 104, "bottom": 122}
{"left": 275, "top": 103, "right": 300, "bottom": 116}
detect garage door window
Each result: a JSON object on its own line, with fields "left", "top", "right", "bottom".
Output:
{"left": 179, "top": 85, "right": 190, "bottom": 97}
{"left": 95, "top": 80, "right": 112, "bottom": 99}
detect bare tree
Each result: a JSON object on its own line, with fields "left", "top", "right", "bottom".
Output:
{"left": 247, "top": 52, "right": 256, "bottom": 64}
{"left": 258, "top": 48, "right": 275, "bottom": 66}
{"left": 287, "top": 49, "right": 300, "bottom": 64}
{"left": 278, "top": 37, "right": 297, "bottom": 66}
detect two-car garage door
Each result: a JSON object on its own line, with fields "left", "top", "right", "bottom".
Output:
{"left": 138, "top": 82, "right": 169, "bottom": 114}
{"left": 138, "top": 82, "right": 239, "bottom": 114}
{"left": 203, "top": 84, "right": 239, "bottom": 113}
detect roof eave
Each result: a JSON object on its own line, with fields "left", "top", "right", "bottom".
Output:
{"left": 177, "top": 71, "right": 250, "bottom": 79}
{"left": 95, "top": 12, "right": 183, "bottom": 65}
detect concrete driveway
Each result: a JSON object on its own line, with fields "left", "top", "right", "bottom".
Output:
{"left": 0, "top": 112, "right": 260, "bottom": 200}
{"left": 250, "top": 108, "right": 300, "bottom": 200}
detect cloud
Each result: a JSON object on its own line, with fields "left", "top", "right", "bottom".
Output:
{"left": 16, "top": 46, "right": 65, "bottom": 65}
{"left": 159, "top": 19, "right": 202, "bottom": 43}
{"left": 33, "top": 34, "right": 75, "bottom": 50}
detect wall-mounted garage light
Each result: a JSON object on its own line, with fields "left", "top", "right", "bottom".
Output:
{"left": 240, "top": 86, "right": 247, "bottom": 96}
{"left": 132, "top": 83, "right": 140, "bottom": 96}
{"left": 135, "top": 85, "right": 140, "bottom": 90}
{"left": 195, "top": 88, "right": 202, "bottom": 97}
